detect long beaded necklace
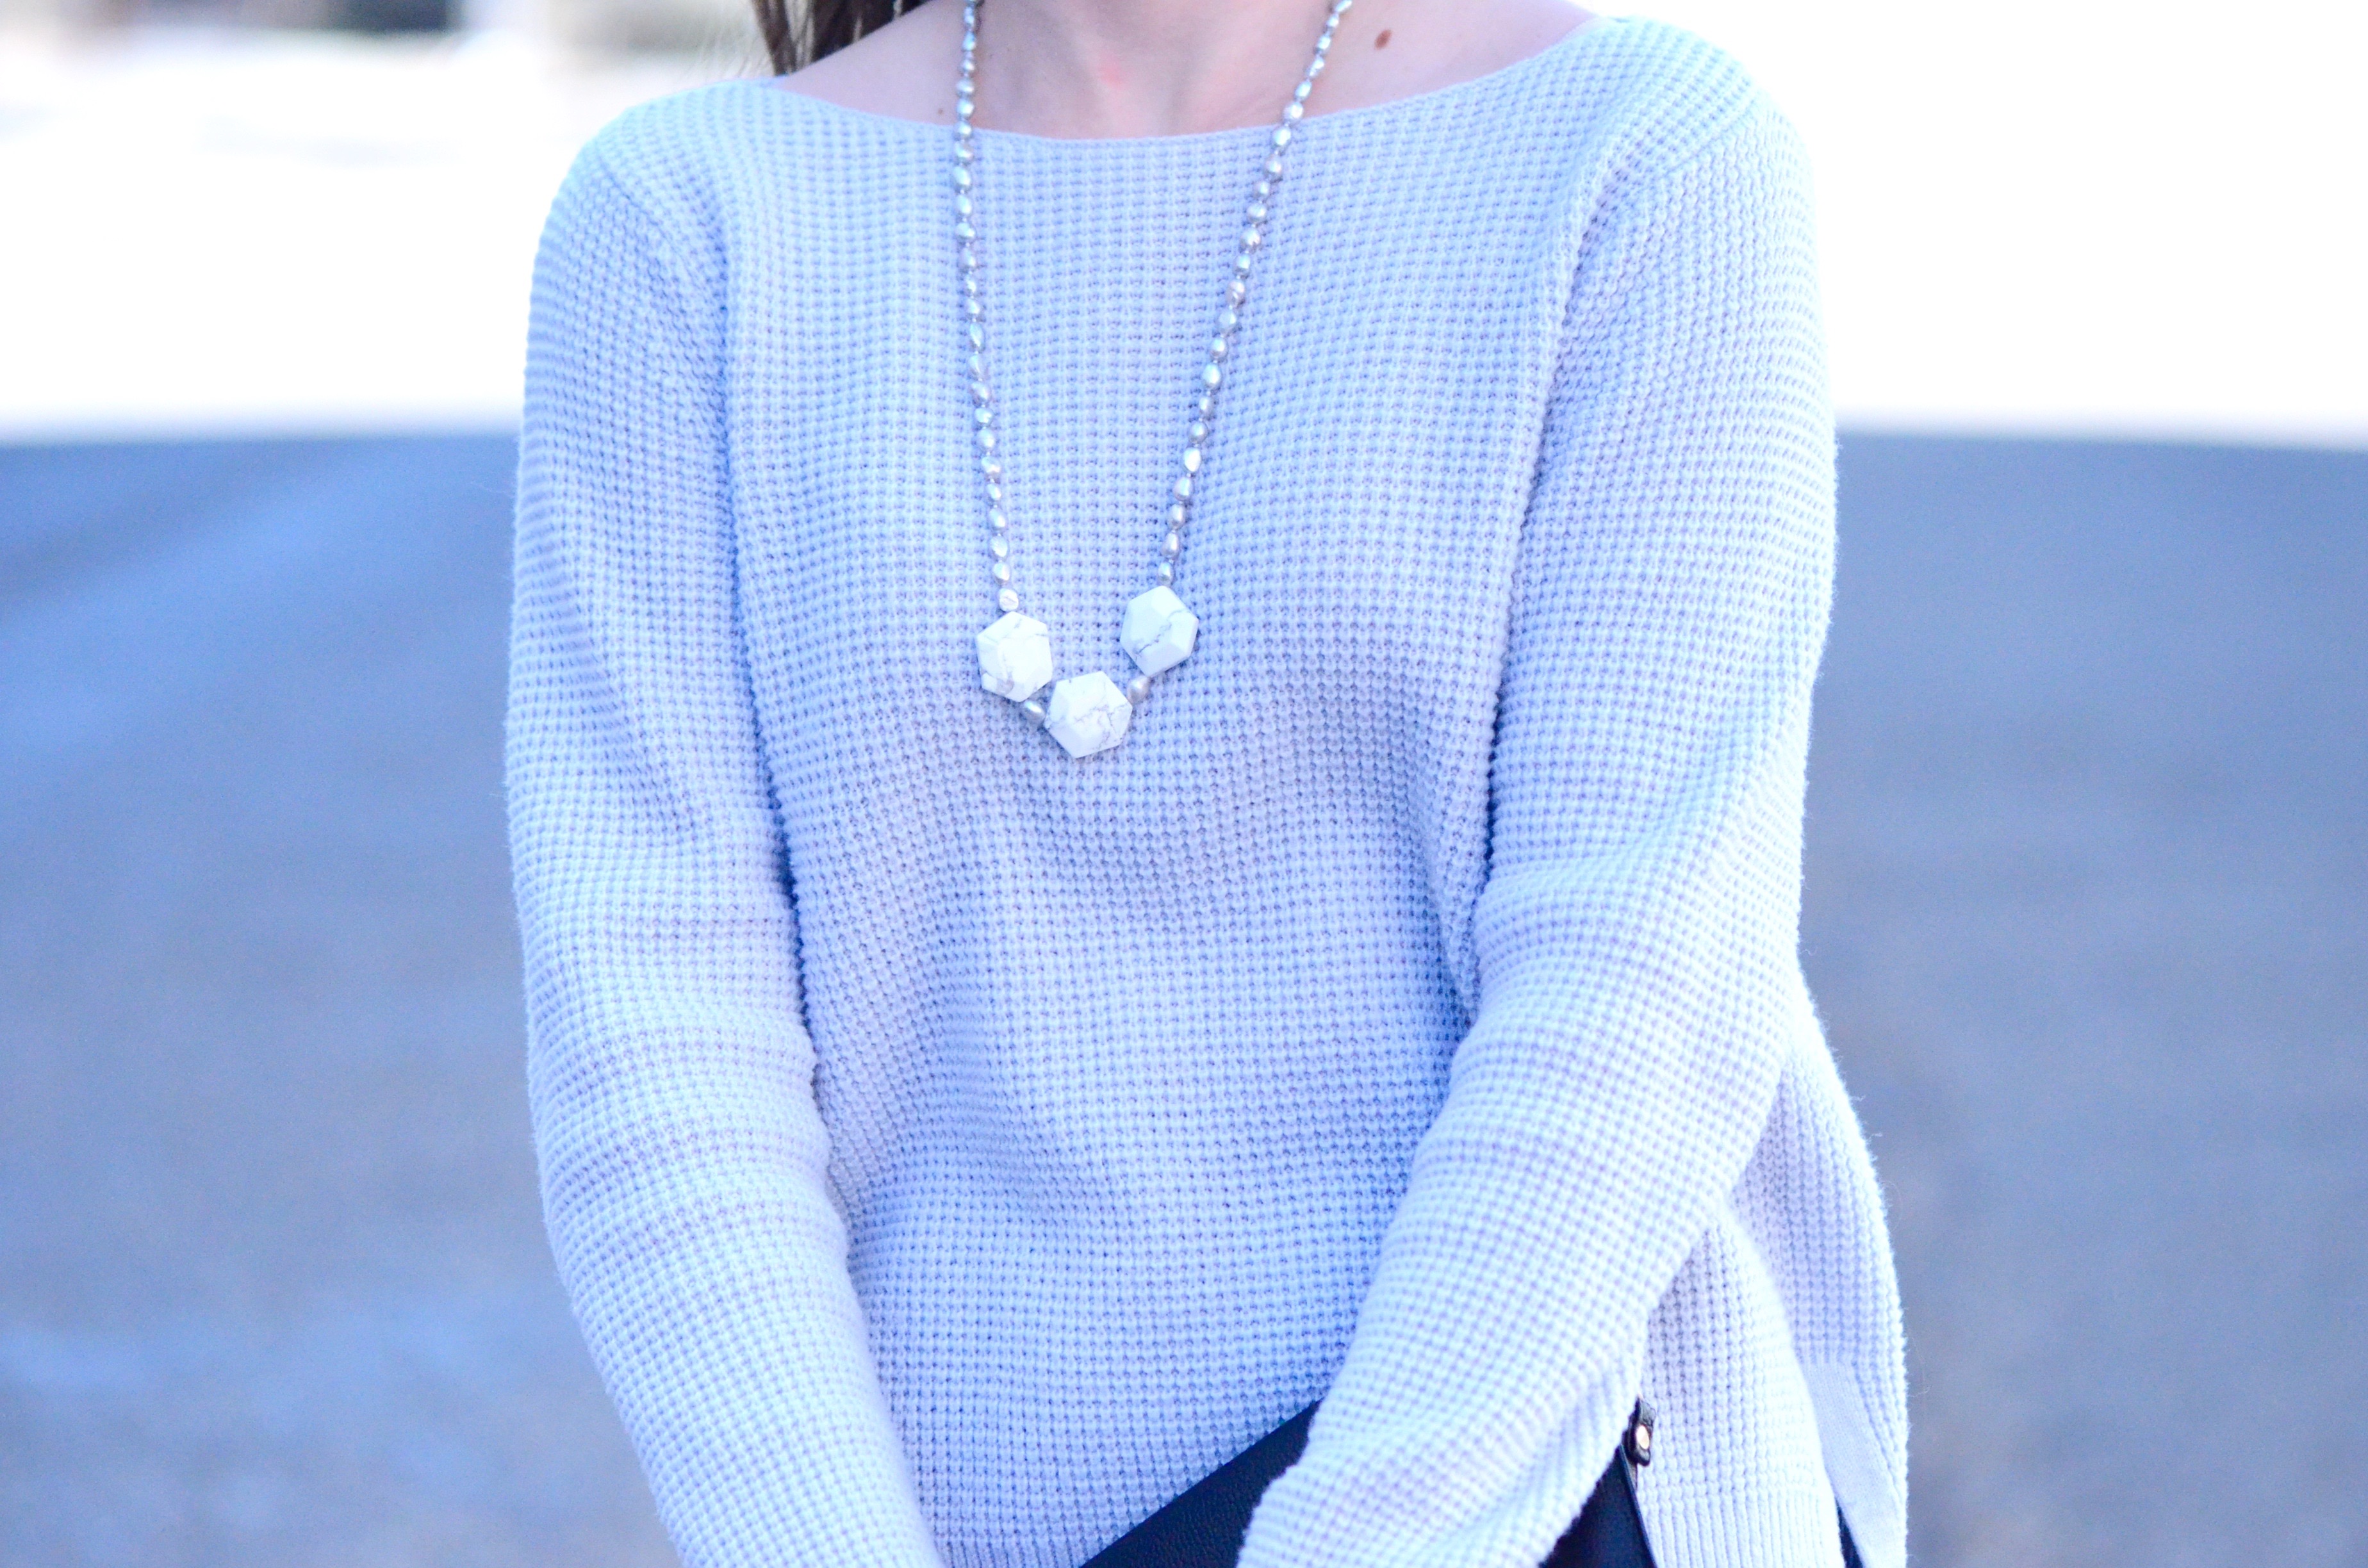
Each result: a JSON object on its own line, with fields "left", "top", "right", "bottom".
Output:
{"left": 957, "top": 0, "right": 1353, "bottom": 757}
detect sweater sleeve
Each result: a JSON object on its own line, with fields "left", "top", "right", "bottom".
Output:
{"left": 507, "top": 145, "right": 945, "bottom": 1568}
{"left": 1238, "top": 99, "right": 1834, "bottom": 1568}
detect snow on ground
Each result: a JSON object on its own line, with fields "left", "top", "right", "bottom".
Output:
{"left": 1, "top": 4, "right": 2363, "bottom": 445}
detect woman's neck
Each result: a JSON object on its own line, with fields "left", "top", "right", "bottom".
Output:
{"left": 778, "top": 0, "right": 1595, "bottom": 140}
{"left": 971, "top": 0, "right": 1342, "bottom": 139}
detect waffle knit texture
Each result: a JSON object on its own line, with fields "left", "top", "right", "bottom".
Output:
{"left": 507, "top": 18, "right": 1906, "bottom": 1568}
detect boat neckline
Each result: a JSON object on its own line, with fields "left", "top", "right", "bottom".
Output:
{"left": 748, "top": 13, "right": 1620, "bottom": 151}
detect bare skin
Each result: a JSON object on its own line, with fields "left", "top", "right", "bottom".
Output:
{"left": 778, "top": 0, "right": 1599, "bottom": 140}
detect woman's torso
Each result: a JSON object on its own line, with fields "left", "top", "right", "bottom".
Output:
{"left": 573, "top": 21, "right": 1898, "bottom": 1563}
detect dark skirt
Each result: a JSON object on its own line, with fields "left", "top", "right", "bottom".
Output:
{"left": 1081, "top": 1401, "right": 1863, "bottom": 1568}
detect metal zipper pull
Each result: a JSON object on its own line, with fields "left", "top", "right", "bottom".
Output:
{"left": 1622, "top": 1398, "right": 1657, "bottom": 1467}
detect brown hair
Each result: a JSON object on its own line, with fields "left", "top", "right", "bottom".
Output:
{"left": 754, "top": 0, "right": 907, "bottom": 74}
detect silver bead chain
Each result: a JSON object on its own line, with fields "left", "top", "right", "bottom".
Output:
{"left": 953, "top": 0, "right": 1353, "bottom": 726}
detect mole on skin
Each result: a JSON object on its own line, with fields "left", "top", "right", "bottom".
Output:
{"left": 1374, "top": 28, "right": 1392, "bottom": 46}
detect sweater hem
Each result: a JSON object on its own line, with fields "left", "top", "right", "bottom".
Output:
{"left": 1636, "top": 1479, "right": 1846, "bottom": 1568}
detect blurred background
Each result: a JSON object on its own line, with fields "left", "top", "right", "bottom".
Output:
{"left": 1, "top": 0, "right": 2361, "bottom": 1564}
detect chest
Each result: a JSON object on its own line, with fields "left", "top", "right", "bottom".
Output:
{"left": 718, "top": 132, "right": 1576, "bottom": 810}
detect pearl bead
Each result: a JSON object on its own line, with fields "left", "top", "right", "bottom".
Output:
{"left": 1126, "top": 675, "right": 1153, "bottom": 704}
{"left": 1173, "top": 474, "right": 1193, "bottom": 499}
{"left": 1284, "top": 102, "right": 1303, "bottom": 121}
{"left": 991, "top": 560, "right": 1011, "bottom": 583}
{"left": 1154, "top": 560, "right": 1176, "bottom": 584}
{"left": 1162, "top": 530, "right": 1182, "bottom": 557}
{"left": 990, "top": 537, "right": 1008, "bottom": 559}
{"left": 1190, "top": 420, "right": 1210, "bottom": 442}
{"left": 999, "top": 587, "right": 1020, "bottom": 612}
{"left": 989, "top": 508, "right": 1007, "bottom": 529}
{"left": 1019, "top": 697, "right": 1048, "bottom": 724}
{"left": 1169, "top": 502, "right": 1187, "bottom": 527}
{"left": 1227, "top": 279, "right": 1247, "bottom": 306}
{"left": 1208, "top": 335, "right": 1229, "bottom": 358}
{"left": 1182, "top": 447, "right": 1203, "bottom": 471}
{"left": 1202, "top": 363, "right": 1223, "bottom": 388}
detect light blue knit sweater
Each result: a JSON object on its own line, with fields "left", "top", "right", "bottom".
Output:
{"left": 508, "top": 18, "right": 1905, "bottom": 1568}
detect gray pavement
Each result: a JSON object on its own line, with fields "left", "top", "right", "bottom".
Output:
{"left": 1, "top": 434, "right": 2362, "bottom": 1567}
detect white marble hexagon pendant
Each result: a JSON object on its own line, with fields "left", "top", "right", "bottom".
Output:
{"left": 1120, "top": 585, "right": 1199, "bottom": 677}
{"left": 975, "top": 610, "right": 1054, "bottom": 702}
{"left": 1042, "top": 671, "right": 1133, "bottom": 758}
